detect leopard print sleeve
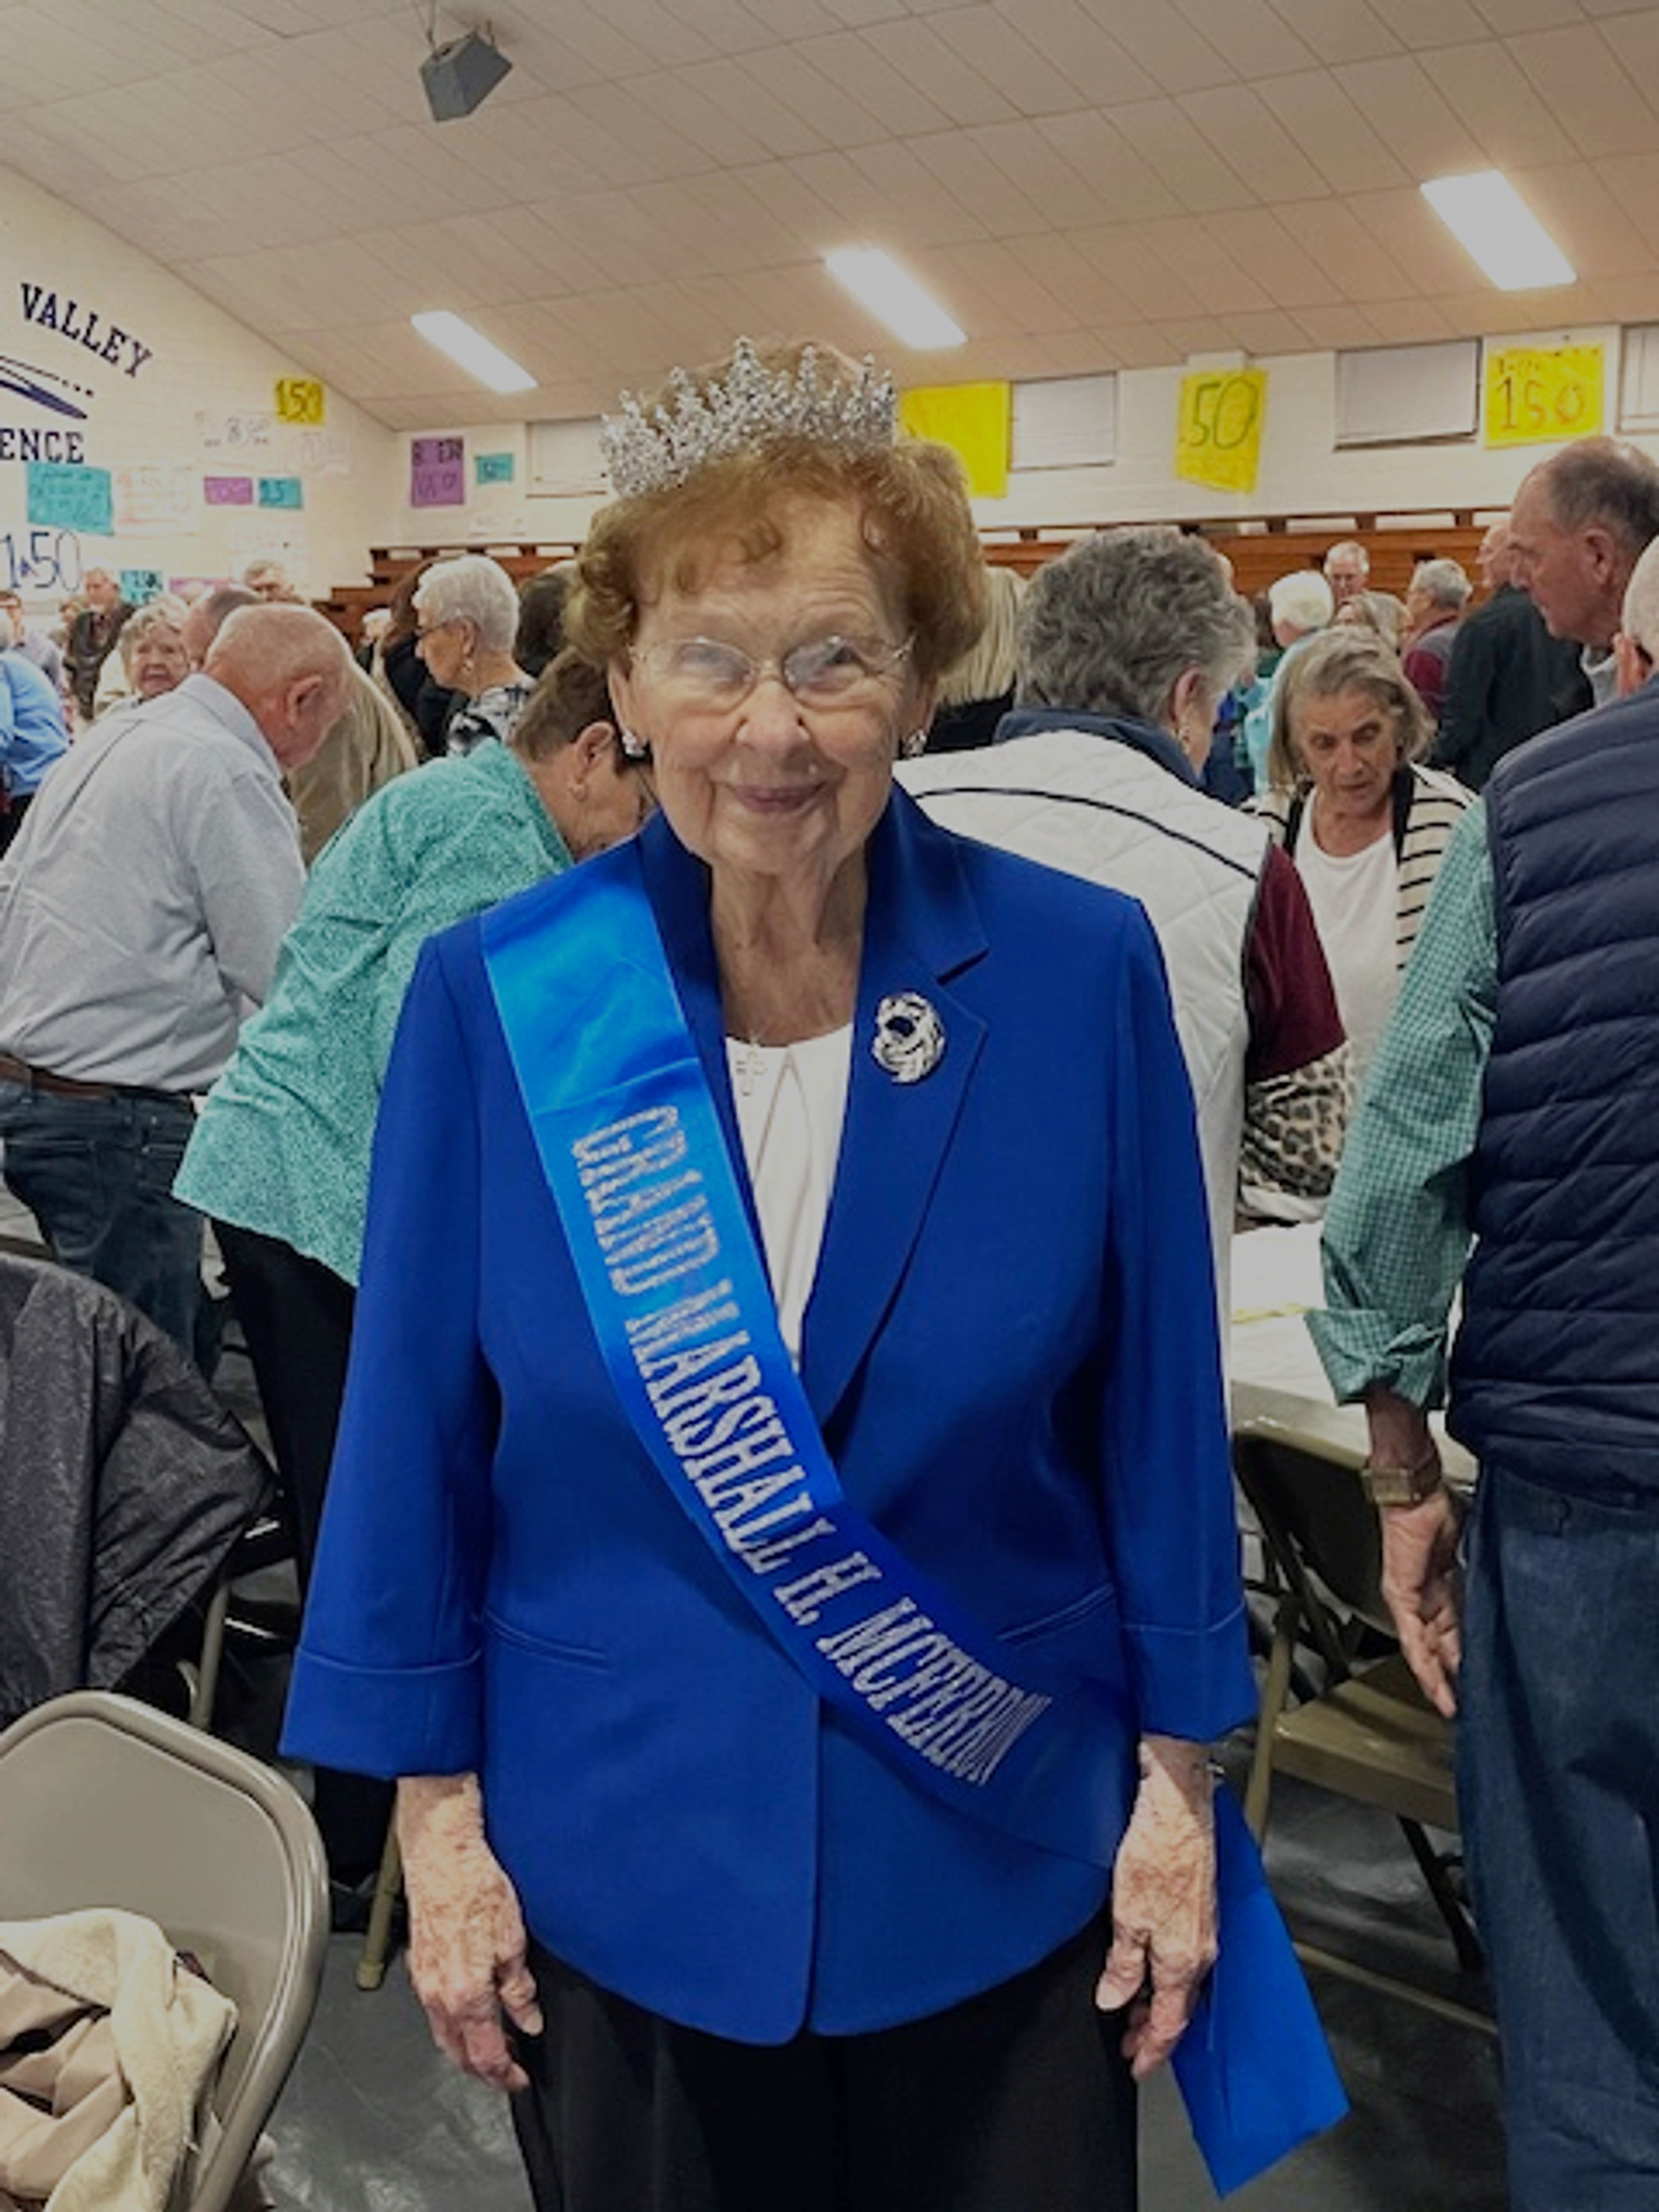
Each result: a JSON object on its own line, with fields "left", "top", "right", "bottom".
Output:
{"left": 1238, "top": 1040, "right": 1353, "bottom": 1204}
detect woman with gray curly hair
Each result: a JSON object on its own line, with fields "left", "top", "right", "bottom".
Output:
{"left": 413, "top": 553, "right": 533, "bottom": 756}
{"left": 1253, "top": 629, "right": 1469, "bottom": 1084}
{"left": 904, "top": 524, "right": 1350, "bottom": 1303}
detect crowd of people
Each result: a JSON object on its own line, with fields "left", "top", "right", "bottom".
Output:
{"left": 0, "top": 346, "right": 1656, "bottom": 2211}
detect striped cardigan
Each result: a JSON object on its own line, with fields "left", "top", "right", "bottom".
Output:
{"left": 1252, "top": 763, "right": 1470, "bottom": 970}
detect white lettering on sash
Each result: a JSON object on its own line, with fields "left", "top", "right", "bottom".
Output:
{"left": 576, "top": 1105, "right": 1052, "bottom": 1788}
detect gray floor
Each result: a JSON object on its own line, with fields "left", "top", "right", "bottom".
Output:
{"left": 260, "top": 1767, "right": 1504, "bottom": 2212}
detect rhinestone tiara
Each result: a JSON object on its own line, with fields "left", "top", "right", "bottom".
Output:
{"left": 599, "top": 338, "right": 898, "bottom": 499}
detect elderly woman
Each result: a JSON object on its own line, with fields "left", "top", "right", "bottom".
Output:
{"left": 91, "top": 595, "right": 191, "bottom": 717}
{"left": 175, "top": 648, "right": 648, "bottom": 1896}
{"left": 904, "top": 524, "right": 1348, "bottom": 1309}
{"left": 0, "top": 610, "right": 67, "bottom": 852}
{"left": 1241, "top": 569, "right": 1333, "bottom": 792}
{"left": 1253, "top": 630, "right": 1469, "bottom": 1085}
{"left": 1333, "top": 589, "right": 1406, "bottom": 653}
{"left": 413, "top": 553, "right": 533, "bottom": 756}
{"left": 282, "top": 340, "right": 1311, "bottom": 2212}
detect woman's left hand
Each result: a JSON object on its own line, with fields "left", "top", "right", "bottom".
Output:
{"left": 1095, "top": 1734, "right": 1217, "bottom": 2079}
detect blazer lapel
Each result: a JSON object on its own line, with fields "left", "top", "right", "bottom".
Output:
{"left": 801, "top": 792, "right": 988, "bottom": 1425}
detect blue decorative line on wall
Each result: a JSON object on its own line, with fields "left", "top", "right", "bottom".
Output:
{"left": 0, "top": 353, "right": 91, "bottom": 420}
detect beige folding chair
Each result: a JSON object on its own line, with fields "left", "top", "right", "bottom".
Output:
{"left": 0, "top": 1689, "right": 329, "bottom": 2211}
{"left": 1232, "top": 1385, "right": 1491, "bottom": 2032}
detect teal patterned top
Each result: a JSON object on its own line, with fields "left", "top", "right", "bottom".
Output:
{"left": 176, "top": 740, "right": 570, "bottom": 1284}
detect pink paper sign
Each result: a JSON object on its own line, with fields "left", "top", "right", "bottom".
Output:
{"left": 204, "top": 475, "right": 255, "bottom": 505}
{"left": 411, "top": 435, "right": 465, "bottom": 508}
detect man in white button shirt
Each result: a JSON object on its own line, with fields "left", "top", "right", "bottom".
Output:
{"left": 0, "top": 603, "right": 352, "bottom": 1360}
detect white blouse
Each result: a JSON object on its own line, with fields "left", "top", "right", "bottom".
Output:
{"left": 726, "top": 1026, "right": 853, "bottom": 1366}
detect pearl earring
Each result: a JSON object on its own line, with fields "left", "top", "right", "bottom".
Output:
{"left": 899, "top": 728, "right": 927, "bottom": 759}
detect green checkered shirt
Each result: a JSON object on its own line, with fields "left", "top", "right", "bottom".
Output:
{"left": 1308, "top": 801, "right": 1497, "bottom": 1410}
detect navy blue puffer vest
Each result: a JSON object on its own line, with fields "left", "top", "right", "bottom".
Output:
{"left": 1449, "top": 683, "right": 1659, "bottom": 1498}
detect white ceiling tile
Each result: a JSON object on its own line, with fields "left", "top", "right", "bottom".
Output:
{"left": 1292, "top": 302, "right": 1386, "bottom": 346}
{"left": 560, "top": 79, "right": 729, "bottom": 180}
{"left": 1007, "top": 233, "right": 1140, "bottom": 324}
{"left": 1330, "top": 56, "right": 1484, "bottom": 177}
{"left": 1035, "top": 113, "right": 1186, "bottom": 223}
{"left": 1109, "top": 99, "right": 1259, "bottom": 215}
{"left": 1106, "top": 7, "right": 1238, "bottom": 95}
{"left": 731, "top": 46, "right": 893, "bottom": 146}
{"left": 1177, "top": 85, "right": 1331, "bottom": 199}
{"left": 793, "top": 29, "right": 955, "bottom": 133}
{"left": 1109, "top": 325, "right": 1182, "bottom": 369}
{"left": 963, "top": 121, "right": 1116, "bottom": 229}
{"left": 1586, "top": 270, "right": 1659, "bottom": 326}
{"left": 909, "top": 131, "right": 1054, "bottom": 236}
{"left": 1264, "top": 0, "right": 1402, "bottom": 65}
{"left": 1038, "top": 330, "right": 1128, "bottom": 373}
{"left": 935, "top": 238, "right": 1081, "bottom": 334}
{"left": 1132, "top": 217, "right": 1277, "bottom": 313}
{"left": 806, "top": 140, "right": 989, "bottom": 246}
{"left": 1280, "top": 197, "right": 1419, "bottom": 299}
{"left": 858, "top": 19, "right": 1020, "bottom": 127}
{"left": 1418, "top": 41, "right": 1579, "bottom": 167}
{"left": 1152, "top": 315, "right": 1244, "bottom": 355}
{"left": 1169, "top": 0, "right": 1319, "bottom": 79}
{"left": 1220, "top": 308, "right": 1318, "bottom": 354}
{"left": 1347, "top": 184, "right": 1495, "bottom": 295}
{"left": 1520, "top": 162, "right": 1653, "bottom": 280}
{"left": 1255, "top": 70, "right": 1417, "bottom": 192}
{"left": 926, "top": 9, "right": 1084, "bottom": 118}
{"left": 985, "top": 0, "right": 1162, "bottom": 109}
{"left": 1203, "top": 207, "right": 1348, "bottom": 308}
{"left": 1357, "top": 0, "right": 1491, "bottom": 48}
{"left": 1507, "top": 25, "right": 1659, "bottom": 159}
{"left": 624, "top": 65, "right": 782, "bottom": 163}
{"left": 1068, "top": 227, "right": 1208, "bottom": 319}
{"left": 1468, "top": 0, "right": 1584, "bottom": 29}
{"left": 1355, "top": 297, "right": 1457, "bottom": 342}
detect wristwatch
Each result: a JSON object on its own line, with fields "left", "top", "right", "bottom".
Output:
{"left": 1360, "top": 1453, "right": 1445, "bottom": 1507}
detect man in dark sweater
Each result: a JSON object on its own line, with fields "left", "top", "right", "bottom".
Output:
{"left": 1432, "top": 519, "right": 1588, "bottom": 789}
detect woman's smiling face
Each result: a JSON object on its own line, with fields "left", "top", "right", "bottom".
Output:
{"left": 611, "top": 497, "right": 929, "bottom": 899}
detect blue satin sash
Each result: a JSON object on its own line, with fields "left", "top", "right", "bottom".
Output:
{"left": 482, "top": 843, "right": 1125, "bottom": 1866}
{"left": 480, "top": 846, "right": 1347, "bottom": 2184}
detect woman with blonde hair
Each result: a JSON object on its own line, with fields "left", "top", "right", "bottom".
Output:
{"left": 925, "top": 559, "right": 1026, "bottom": 752}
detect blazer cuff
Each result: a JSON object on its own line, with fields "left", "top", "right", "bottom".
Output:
{"left": 1125, "top": 1607, "right": 1257, "bottom": 1744}
{"left": 281, "top": 1648, "right": 483, "bottom": 1781}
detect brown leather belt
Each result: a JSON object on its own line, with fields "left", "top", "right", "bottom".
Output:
{"left": 0, "top": 1053, "right": 121, "bottom": 1102}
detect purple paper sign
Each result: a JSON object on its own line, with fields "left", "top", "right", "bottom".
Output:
{"left": 204, "top": 475, "right": 255, "bottom": 505}
{"left": 411, "top": 435, "right": 465, "bottom": 508}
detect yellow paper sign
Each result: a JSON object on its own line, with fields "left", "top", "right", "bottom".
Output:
{"left": 1175, "top": 370, "right": 1267, "bottom": 496}
{"left": 1484, "top": 345, "right": 1602, "bottom": 447}
{"left": 899, "top": 382, "right": 1010, "bottom": 499}
{"left": 275, "top": 376, "right": 325, "bottom": 427}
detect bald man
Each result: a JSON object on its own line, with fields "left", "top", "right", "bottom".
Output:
{"left": 0, "top": 605, "right": 352, "bottom": 1357}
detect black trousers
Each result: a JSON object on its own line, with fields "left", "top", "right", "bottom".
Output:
{"left": 215, "top": 1219, "right": 392, "bottom": 1879}
{"left": 511, "top": 1918, "right": 1136, "bottom": 2212}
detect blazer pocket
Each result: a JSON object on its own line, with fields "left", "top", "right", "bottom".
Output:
{"left": 1001, "top": 1583, "right": 1119, "bottom": 1645}
{"left": 1001, "top": 1584, "right": 1128, "bottom": 1690}
{"left": 484, "top": 1612, "right": 611, "bottom": 1673}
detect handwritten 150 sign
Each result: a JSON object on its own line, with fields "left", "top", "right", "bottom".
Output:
{"left": 275, "top": 377, "right": 325, "bottom": 426}
{"left": 1176, "top": 370, "right": 1268, "bottom": 496}
{"left": 1484, "top": 345, "right": 1603, "bottom": 448}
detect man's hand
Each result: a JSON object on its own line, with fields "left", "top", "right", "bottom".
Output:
{"left": 1380, "top": 1489, "right": 1463, "bottom": 1716}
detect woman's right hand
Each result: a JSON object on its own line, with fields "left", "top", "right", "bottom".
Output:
{"left": 396, "top": 1773, "right": 543, "bottom": 2093}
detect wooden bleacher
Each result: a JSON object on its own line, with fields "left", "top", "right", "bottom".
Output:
{"left": 317, "top": 511, "right": 1498, "bottom": 638}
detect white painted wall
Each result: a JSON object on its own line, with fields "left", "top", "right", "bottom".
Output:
{"left": 389, "top": 325, "right": 1659, "bottom": 550}
{"left": 0, "top": 165, "right": 397, "bottom": 612}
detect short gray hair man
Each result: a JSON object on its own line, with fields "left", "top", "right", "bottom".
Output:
{"left": 1322, "top": 540, "right": 1370, "bottom": 606}
{"left": 1408, "top": 559, "right": 1472, "bottom": 619}
{"left": 1508, "top": 437, "right": 1659, "bottom": 696}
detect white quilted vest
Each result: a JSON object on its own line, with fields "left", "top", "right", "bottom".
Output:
{"left": 902, "top": 728, "right": 1268, "bottom": 1328}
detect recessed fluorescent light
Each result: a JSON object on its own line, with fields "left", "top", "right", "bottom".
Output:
{"left": 1420, "top": 172, "right": 1575, "bottom": 292}
{"left": 410, "top": 311, "right": 536, "bottom": 394}
{"left": 825, "top": 249, "right": 965, "bottom": 349}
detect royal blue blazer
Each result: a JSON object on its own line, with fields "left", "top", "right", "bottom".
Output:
{"left": 284, "top": 791, "right": 1253, "bottom": 2043}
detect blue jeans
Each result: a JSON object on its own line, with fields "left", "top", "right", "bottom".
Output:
{"left": 1459, "top": 1462, "right": 1659, "bottom": 2210}
{"left": 0, "top": 1079, "right": 210, "bottom": 1362}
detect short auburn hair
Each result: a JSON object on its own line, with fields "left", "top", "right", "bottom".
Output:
{"left": 565, "top": 342, "right": 988, "bottom": 686}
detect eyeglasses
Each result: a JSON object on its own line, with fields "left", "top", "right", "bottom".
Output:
{"left": 629, "top": 633, "right": 913, "bottom": 709}
{"left": 415, "top": 617, "right": 458, "bottom": 642}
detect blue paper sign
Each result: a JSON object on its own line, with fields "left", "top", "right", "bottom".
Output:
{"left": 119, "top": 568, "right": 165, "bottom": 605}
{"left": 257, "top": 476, "right": 304, "bottom": 510}
{"left": 476, "top": 451, "right": 514, "bottom": 485}
{"left": 27, "top": 462, "right": 113, "bottom": 536}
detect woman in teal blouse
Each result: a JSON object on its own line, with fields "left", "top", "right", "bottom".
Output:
{"left": 175, "top": 649, "right": 651, "bottom": 1888}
